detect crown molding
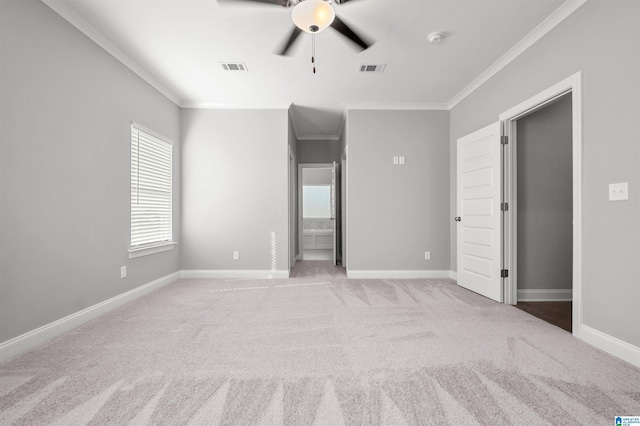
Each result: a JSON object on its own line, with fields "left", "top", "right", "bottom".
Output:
{"left": 447, "top": 0, "right": 589, "bottom": 109}
{"left": 42, "top": 0, "right": 182, "bottom": 107}
{"left": 183, "top": 101, "right": 292, "bottom": 109}
{"left": 44, "top": 0, "right": 588, "bottom": 118}
{"left": 343, "top": 102, "right": 449, "bottom": 111}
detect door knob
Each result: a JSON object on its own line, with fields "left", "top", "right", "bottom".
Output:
{"left": 454, "top": 217, "right": 461, "bottom": 222}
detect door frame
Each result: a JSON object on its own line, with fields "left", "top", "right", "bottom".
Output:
{"left": 342, "top": 145, "right": 348, "bottom": 270}
{"left": 288, "top": 146, "right": 296, "bottom": 273}
{"left": 298, "top": 163, "right": 335, "bottom": 260}
{"left": 499, "top": 72, "right": 583, "bottom": 338}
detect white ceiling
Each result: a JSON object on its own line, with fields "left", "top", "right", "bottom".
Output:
{"left": 43, "top": 0, "right": 582, "bottom": 139}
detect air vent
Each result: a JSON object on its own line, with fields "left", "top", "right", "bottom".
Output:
{"left": 221, "top": 62, "right": 248, "bottom": 72}
{"left": 359, "top": 64, "right": 386, "bottom": 73}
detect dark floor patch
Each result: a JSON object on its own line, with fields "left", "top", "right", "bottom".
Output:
{"left": 515, "top": 301, "right": 572, "bottom": 332}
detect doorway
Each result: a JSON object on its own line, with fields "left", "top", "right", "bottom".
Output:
{"left": 297, "top": 163, "right": 342, "bottom": 265}
{"left": 288, "top": 147, "right": 296, "bottom": 273}
{"left": 509, "top": 93, "right": 573, "bottom": 332}
{"left": 501, "top": 72, "right": 583, "bottom": 337}
{"left": 456, "top": 73, "right": 583, "bottom": 337}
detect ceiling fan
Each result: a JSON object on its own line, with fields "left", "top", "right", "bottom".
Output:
{"left": 218, "top": 0, "right": 372, "bottom": 55}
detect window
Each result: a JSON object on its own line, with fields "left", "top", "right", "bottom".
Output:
{"left": 303, "top": 185, "right": 331, "bottom": 218}
{"left": 129, "top": 123, "right": 174, "bottom": 258}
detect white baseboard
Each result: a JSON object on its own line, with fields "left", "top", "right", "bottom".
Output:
{"left": 449, "top": 270, "right": 457, "bottom": 281}
{"left": 346, "top": 270, "right": 452, "bottom": 279}
{"left": 517, "top": 288, "right": 572, "bottom": 301}
{"left": 581, "top": 325, "right": 640, "bottom": 369}
{"left": 0, "top": 271, "right": 180, "bottom": 363}
{"left": 181, "top": 270, "right": 290, "bottom": 279}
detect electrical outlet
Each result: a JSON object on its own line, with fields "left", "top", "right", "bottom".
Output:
{"left": 393, "top": 156, "right": 399, "bottom": 165}
{"left": 233, "top": 251, "right": 239, "bottom": 260}
{"left": 399, "top": 156, "right": 405, "bottom": 165}
{"left": 424, "top": 251, "right": 431, "bottom": 260}
{"left": 120, "top": 266, "right": 127, "bottom": 278}
{"left": 609, "top": 182, "right": 628, "bottom": 201}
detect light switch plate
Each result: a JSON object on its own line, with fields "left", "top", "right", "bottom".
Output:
{"left": 399, "top": 156, "right": 405, "bottom": 165}
{"left": 609, "top": 182, "right": 629, "bottom": 201}
{"left": 393, "top": 156, "right": 399, "bottom": 165}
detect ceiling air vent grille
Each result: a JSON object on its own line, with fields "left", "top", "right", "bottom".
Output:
{"left": 359, "top": 64, "right": 386, "bottom": 73}
{"left": 221, "top": 62, "right": 248, "bottom": 72}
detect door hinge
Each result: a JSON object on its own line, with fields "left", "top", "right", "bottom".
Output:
{"left": 501, "top": 202, "right": 509, "bottom": 211}
{"left": 501, "top": 269, "right": 509, "bottom": 278}
{"left": 501, "top": 135, "right": 509, "bottom": 145}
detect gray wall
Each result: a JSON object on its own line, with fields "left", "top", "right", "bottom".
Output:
{"left": 303, "top": 168, "right": 332, "bottom": 185}
{"left": 449, "top": 1, "right": 640, "bottom": 346}
{"left": 0, "top": 0, "right": 181, "bottom": 343}
{"left": 517, "top": 95, "right": 572, "bottom": 291}
{"left": 180, "top": 108, "right": 289, "bottom": 272}
{"left": 296, "top": 140, "right": 340, "bottom": 163}
{"left": 348, "top": 110, "right": 450, "bottom": 271}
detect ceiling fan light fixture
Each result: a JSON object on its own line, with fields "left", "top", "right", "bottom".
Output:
{"left": 291, "top": 0, "right": 335, "bottom": 34}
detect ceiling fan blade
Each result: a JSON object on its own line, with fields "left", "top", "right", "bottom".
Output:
{"left": 330, "top": 16, "right": 371, "bottom": 51}
{"left": 277, "top": 26, "right": 303, "bottom": 55}
{"left": 217, "top": 0, "right": 290, "bottom": 6}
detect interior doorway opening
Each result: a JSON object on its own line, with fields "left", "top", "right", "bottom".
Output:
{"left": 511, "top": 93, "right": 573, "bottom": 332}
{"left": 500, "top": 72, "right": 583, "bottom": 337}
{"left": 455, "top": 73, "right": 582, "bottom": 336}
{"left": 298, "top": 163, "right": 342, "bottom": 265}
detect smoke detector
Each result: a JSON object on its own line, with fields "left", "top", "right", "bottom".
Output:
{"left": 428, "top": 32, "right": 444, "bottom": 44}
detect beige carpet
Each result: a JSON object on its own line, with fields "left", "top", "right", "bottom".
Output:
{"left": 1, "top": 264, "right": 639, "bottom": 424}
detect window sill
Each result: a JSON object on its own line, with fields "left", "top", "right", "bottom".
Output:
{"left": 128, "top": 242, "right": 178, "bottom": 259}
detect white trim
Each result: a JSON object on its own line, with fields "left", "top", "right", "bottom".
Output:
{"left": 128, "top": 241, "right": 177, "bottom": 259}
{"left": 131, "top": 121, "right": 175, "bottom": 146}
{"left": 343, "top": 103, "right": 449, "bottom": 111}
{"left": 499, "top": 71, "right": 583, "bottom": 338}
{"left": 449, "top": 270, "right": 457, "bottom": 281}
{"left": 499, "top": 74, "right": 579, "bottom": 121}
{"left": 41, "top": 0, "right": 181, "bottom": 106}
{"left": 180, "top": 270, "right": 290, "bottom": 279}
{"left": 186, "top": 101, "right": 293, "bottom": 109}
{"left": 288, "top": 145, "right": 296, "bottom": 272}
{"left": 298, "top": 163, "right": 335, "bottom": 261}
{"left": 346, "top": 270, "right": 452, "bottom": 279}
{"left": 0, "top": 272, "right": 180, "bottom": 363}
{"left": 517, "top": 288, "right": 573, "bottom": 302}
{"left": 447, "top": 0, "right": 588, "bottom": 109}
{"left": 297, "top": 135, "right": 340, "bottom": 141}
{"left": 43, "top": 0, "right": 586, "bottom": 113}
{"left": 343, "top": 144, "right": 349, "bottom": 271}
{"left": 581, "top": 325, "right": 640, "bottom": 369}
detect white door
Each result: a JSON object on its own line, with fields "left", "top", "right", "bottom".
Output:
{"left": 456, "top": 122, "right": 503, "bottom": 302}
{"left": 331, "top": 161, "right": 337, "bottom": 266}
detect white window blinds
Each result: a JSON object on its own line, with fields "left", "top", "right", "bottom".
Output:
{"left": 131, "top": 123, "right": 173, "bottom": 248}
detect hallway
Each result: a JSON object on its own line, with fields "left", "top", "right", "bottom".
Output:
{"left": 290, "top": 260, "right": 346, "bottom": 279}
